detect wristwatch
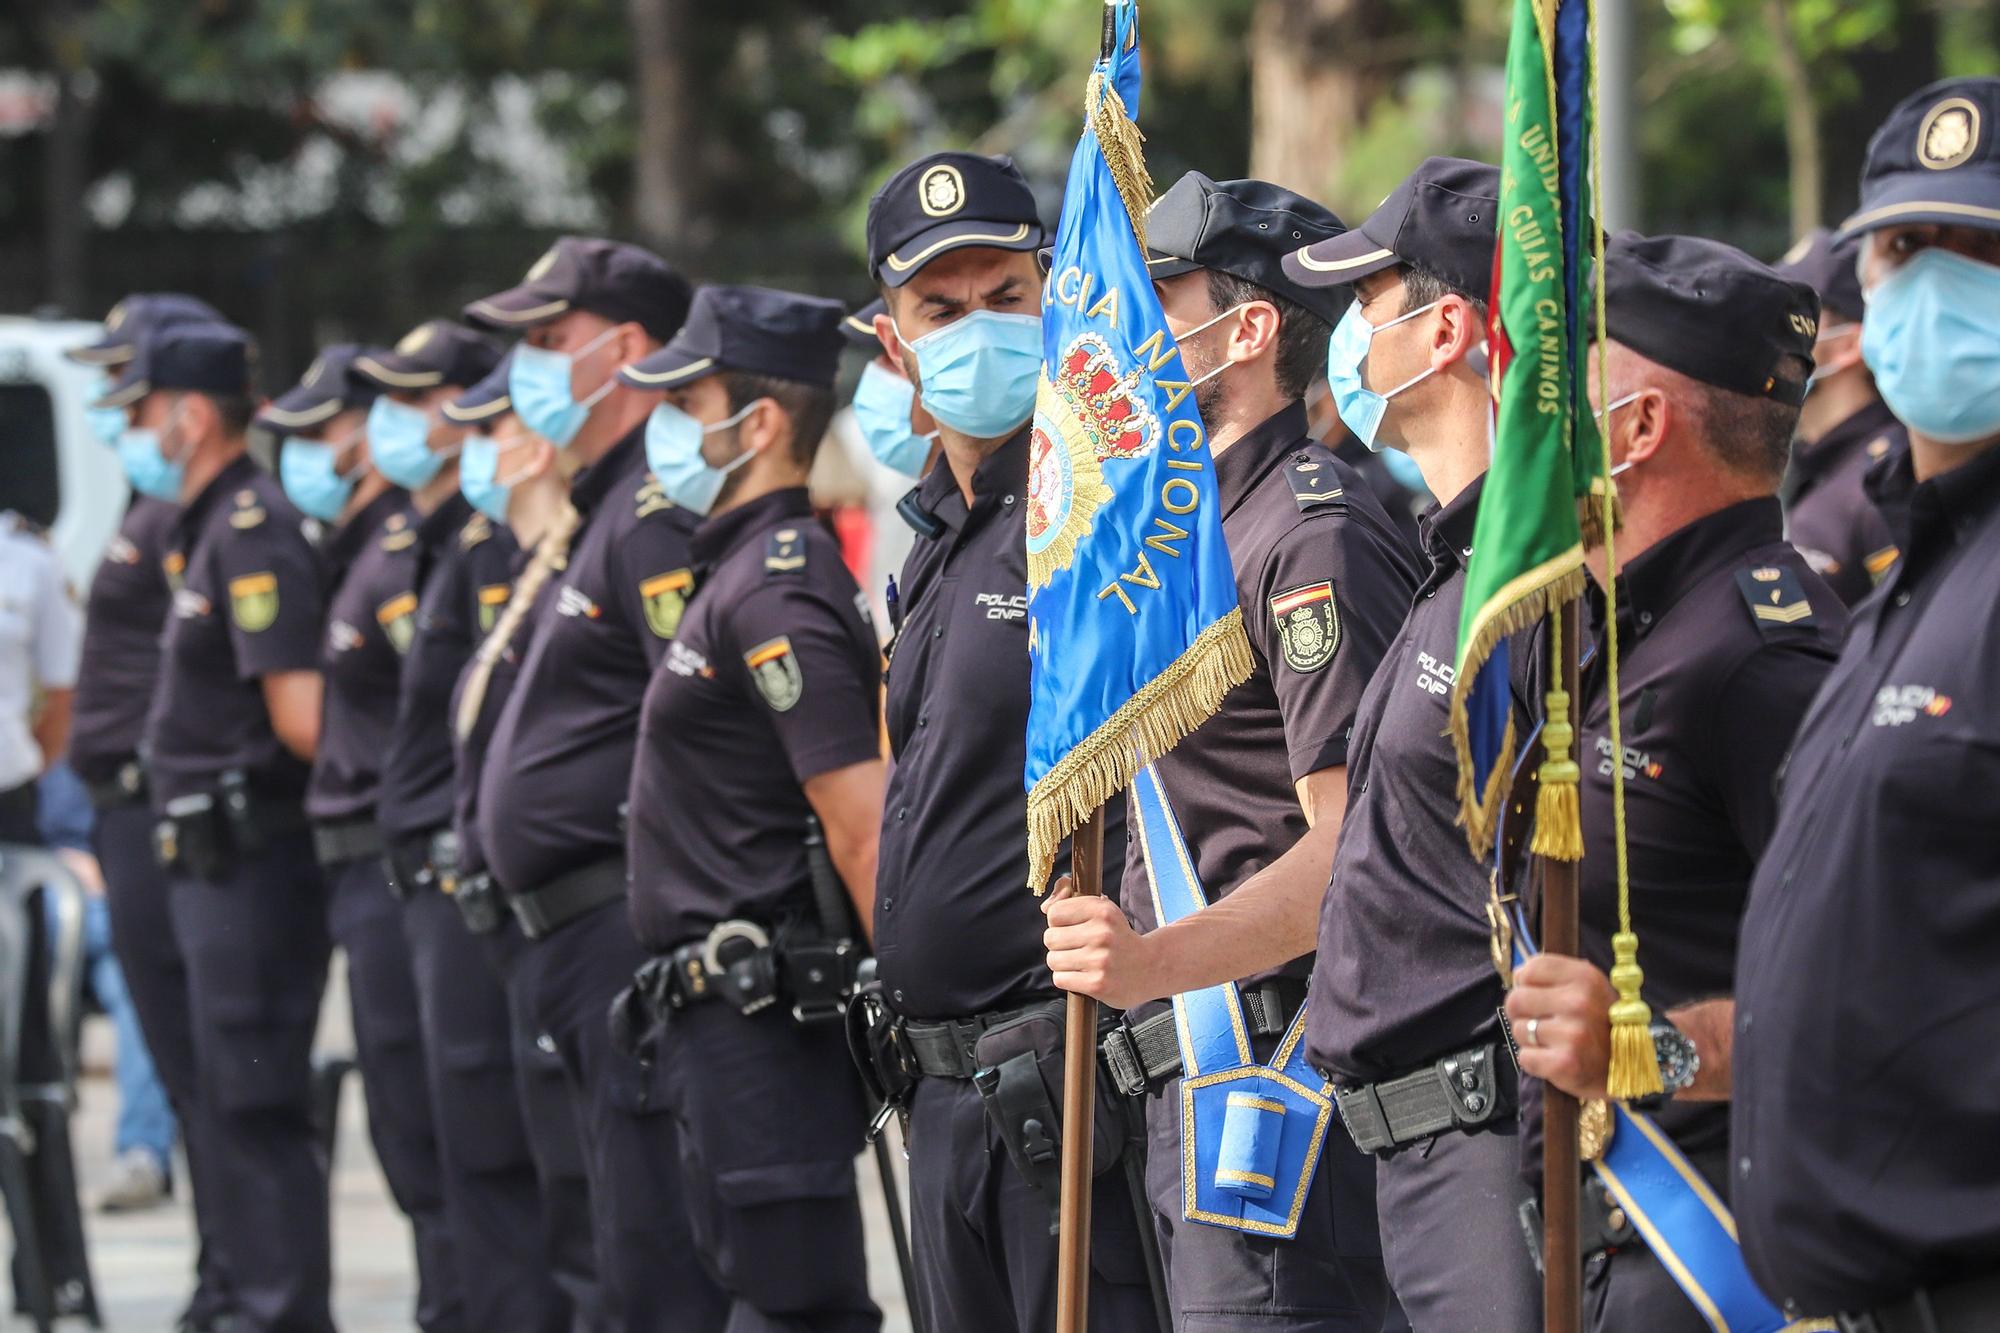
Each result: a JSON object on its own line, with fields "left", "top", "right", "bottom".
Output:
{"left": 1634, "top": 1022, "right": 1700, "bottom": 1109}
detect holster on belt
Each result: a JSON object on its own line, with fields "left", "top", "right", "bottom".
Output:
{"left": 843, "top": 969, "right": 919, "bottom": 1134}
{"left": 968, "top": 1001, "right": 1126, "bottom": 1231}
{"left": 155, "top": 793, "right": 232, "bottom": 880}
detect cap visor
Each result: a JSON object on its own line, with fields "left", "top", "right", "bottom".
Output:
{"left": 65, "top": 340, "right": 132, "bottom": 368}
{"left": 619, "top": 345, "right": 718, "bottom": 389}
{"left": 1837, "top": 171, "right": 2000, "bottom": 242}
{"left": 93, "top": 373, "right": 148, "bottom": 410}
{"left": 877, "top": 219, "right": 1043, "bottom": 287}
{"left": 257, "top": 387, "right": 346, "bottom": 435}
{"left": 442, "top": 394, "right": 510, "bottom": 424}
{"left": 352, "top": 350, "right": 445, "bottom": 390}
{"left": 1282, "top": 226, "right": 1400, "bottom": 289}
{"left": 1144, "top": 251, "right": 1202, "bottom": 280}
{"left": 462, "top": 284, "right": 574, "bottom": 330}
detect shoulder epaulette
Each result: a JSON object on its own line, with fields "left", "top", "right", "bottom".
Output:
{"left": 459, "top": 514, "right": 493, "bottom": 551}
{"left": 381, "top": 513, "right": 417, "bottom": 552}
{"left": 228, "top": 488, "right": 267, "bottom": 531}
{"left": 766, "top": 526, "right": 807, "bottom": 576}
{"left": 635, "top": 476, "right": 675, "bottom": 519}
{"left": 1734, "top": 563, "right": 1817, "bottom": 635}
{"left": 896, "top": 487, "right": 945, "bottom": 540}
{"left": 1287, "top": 447, "right": 1346, "bottom": 515}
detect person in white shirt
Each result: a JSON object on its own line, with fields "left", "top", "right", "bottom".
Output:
{"left": 0, "top": 511, "right": 83, "bottom": 843}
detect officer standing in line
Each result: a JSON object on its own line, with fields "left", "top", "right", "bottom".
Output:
{"left": 618, "top": 286, "right": 883, "bottom": 1331}
{"left": 1278, "top": 157, "right": 1547, "bottom": 1328}
{"left": 1498, "top": 234, "right": 1844, "bottom": 1331}
{"left": 261, "top": 344, "right": 466, "bottom": 1332}
{"left": 1732, "top": 76, "right": 2000, "bottom": 1330}
{"left": 464, "top": 238, "right": 729, "bottom": 1330}
{"left": 1042, "top": 171, "right": 1415, "bottom": 1330}
{"left": 109, "top": 320, "right": 337, "bottom": 1333}
{"left": 856, "top": 150, "right": 1156, "bottom": 1331}
{"left": 1773, "top": 228, "right": 1909, "bottom": 602}
{"left": 365, "top": 338, "right": 582, "bottom": 1333}
{"left": 62, "top": 293, "right": 237, "bottom": 1333}
{"left": 844, "top": 297, "right": 940, "bottom": 483}
{"left": 442, "top": 359, "right": 612, "bottom": 1329}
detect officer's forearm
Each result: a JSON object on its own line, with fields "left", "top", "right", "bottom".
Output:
{"left": 1667, "top": 998, "right": 1733, "bottom": 1102}
{"left": 33, "top": 688, "right": 73, "bottom": 772}
{"left": 262, "top": 670, "right": 324, "bottom": 762}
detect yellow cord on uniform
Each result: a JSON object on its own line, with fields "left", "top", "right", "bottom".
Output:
{"left": 1589, "top": 0, "right": 1661, "bottom": 1100}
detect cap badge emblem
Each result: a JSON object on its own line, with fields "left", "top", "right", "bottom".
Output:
{"left": 919, "top": 164, "right": 966, "bottom": 218}
{"left": 526, "top": 246, "right": 561, "bottom": 282}
{"left": 106, "top": 302, "right": 128, "bottom": 331}
{"left": 1918, "top": 99, "right": 1979, "bottom": 171}
{"left": 396, "top": 325, "right": 435, "bottom": 356}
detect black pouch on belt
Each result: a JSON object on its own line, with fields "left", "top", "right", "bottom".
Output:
{"left": 156, "top": 793, "right": 233, "bottom": 880}
{"left": 972, "top": 1001, "right": 1126, "bottom": 1230}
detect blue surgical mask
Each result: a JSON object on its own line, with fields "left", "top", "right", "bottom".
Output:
{"left": 368, "top": 397, "right": 452, "bottom": 489}
{"left": 851, "top": 362, "right": 936, "bottom": 478}
{"left": 280, "top": 435, "right": 359, "bottom": 522}
{"left": 1379, "top": 446, "right": 1428, "bottom": 494}
{"left": 898, "top": 309, "right": 1042, "bottom": 440}
{"left": 459, "top": 433, "right": 519, "bottom": 524}
{"left": 1325, "top": 298, "right": 1441, "bottom": 451}
{"left": 508, "top": 327, "right": 622, "bottom": 447}
{"left": 1861, "top": 248, "right": 2000, "bottom": 446}
{"left": 88, "top": 378, "right": 129, "bottom": 449}
{"left": 118, "top": 428, "right": 184, "bottom": 501}
{"left": 644, "top": 399, "right": 762, "bottom": 516}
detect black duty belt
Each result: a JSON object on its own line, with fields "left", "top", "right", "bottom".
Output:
{"left": 1098, "top": 980, "right": 1306, "bottom": 1097}
{"left": 311, "top": 816, "right": 385, "bottom": 868}
{"left": 1839, "top": 1273, "right": 2000, "bottom": 1333}
{"left": 1332, "top": 1043, "right": 1511, "bottom": 1154}
{"left": 904, "top": 1002, "right": 1063, "bottom": 1080}
{"left": 508, "top": 857, "right": 627, "bottom": 941}
{"left": 84, "top": 759, "right": 149, "bottom": 810}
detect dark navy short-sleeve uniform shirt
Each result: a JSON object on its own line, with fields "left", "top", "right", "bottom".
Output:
{"left": 627, "top": 487, "right": 882, "bottom": 950}
{"left": 70, "top": 497, "right": 178, "bottom": 785}
{"left": 1783, "top": 400, "right": 1906, "bottom": 605}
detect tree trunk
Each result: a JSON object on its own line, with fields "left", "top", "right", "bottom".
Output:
{"left": 626, "top": 0, "right": 704, "bottom": 258}
{"left": 1763, "top": 0, "right": 1822, "bottom": 237}
{"left": 1247, "top": 0, "right": 1394, "bottom": 207}
{"left": 37, "top": 0, "right": 95, "bottom": 316}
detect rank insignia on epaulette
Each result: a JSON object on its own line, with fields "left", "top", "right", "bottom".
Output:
{"left": 636, "top": 477, "right": 675, "bottom": 519}
{"left": 1734, "top": 565, "right": 1815, "bottom": 630}
{"left": 639, "top": 568, "right": 693, "bottom": 640}
{"left": 766, "top": 528, "right": 807, "bottom": 575}
{"left": 382, "top": 528, "right": 417, "bottom": 552}
{"left": 1866, "top": 434, "right": 1893, "bottom": 461}
{"left": 745, "top": 635, "right": 803, "bottom": 712}
{"left": 1288, "top": 453, "right": 1344, "bottom": 512}
{"left": 1270, "top": 581, "right": 1340, "bottom": 672}
{"left": 460, "top": 515, "right": 492, "bottom": 550}
{"left": 229, "top": 502, "right": 267, "bottom": 530}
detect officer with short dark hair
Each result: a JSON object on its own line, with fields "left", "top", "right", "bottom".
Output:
{"left": 114, "top": 320, "right": 338, "bottom": 1333}
{"left": 620, "top": 285, "right": 883, "bottom": 1331}
{"left": 858, "top": 150, "right": 1158, "bottom": 1331}
{"left": 1282, "top": 157, "right": 1547, "bottom": 1328}
{"left": 1733, "top": 75, "right": 2000, "bottom": 1330}
{"left": 1042, "top": 170, "right": 1416, "bottom": 1330}
{"left": 465, "top": 239, "right": 728, "bottom": 1329}
{"left": 1773, "top": 227, "right": 1908, "bottom": 602}
{"left": 62, "top": 293, "right": 236, "bottom": 1332}
{"left": 1501, "top": 232, "right": 1845, "bottom": 1331}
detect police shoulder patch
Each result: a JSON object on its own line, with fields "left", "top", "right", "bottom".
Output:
{"left": 1287, "top": 449, "right": 1346, "bottom": 514}
{"left": 639, "top": 568, "right": 694, "bottom": 640}
{"left": 744, "top": 635, "right": 803, "bottom": 711}
{"left": 228, "top": 572, "right": 280, "bottom": 632}
{"left": 376, "top": 592, "right": 419, "bottom": 654}
{"left": 766, "top": 527, "right": 807, "bottom": 576}
{"left": 1734, "top": 564, "right": 1816, "bottom": 634}
{"left": 1269, "top": 581, "right": 1340, "bottom": 673}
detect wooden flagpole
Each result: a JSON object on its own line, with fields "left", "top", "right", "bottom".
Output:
{"left": 1054, "top": 801, "right": 1106, "bottom": 1333}
{"left": 1541, "top": 605, "right": 1583, "bottom": 1333}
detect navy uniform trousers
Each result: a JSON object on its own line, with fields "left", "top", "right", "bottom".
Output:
{"left": 95, "top": 799, "right": 236, "bottom": 1324}
{"left": 167, "top": 827, "right": 333, "bottom": 1333}
{"left": 1373, "top": 1126, "right": 1539, "bottom": 1331}
{"left": 324, "top": 857, "right": 460, "bottom": 1331}
{"left": 503, "top": 897, "right": 728, "bottom": 1331}
{"left": 1578, "top": 1148, "right": 1723, "bottom": 1333}
{"left": 401, "top": 887, "right": 573, "bottom": 1333}
{"left": 1146, "top": 1069, "right": 1392, "bottom": 1333}
{"left": 907, "top": 1075, "right": 1157, "bottom": 1333}
{"left": 654, "top": 1000, "right": 880, "bottom": 1333}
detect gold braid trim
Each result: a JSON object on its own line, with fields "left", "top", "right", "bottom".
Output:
{"left": 1026, "top": 609, "right": 1253, "bottom": 893}
{"left": 1447, "top": 550, "right": 1588, "bottom": 854}
{"left": 1084, "top": 71, "right": 1153, "bottom": 249}
{"left": 454, "top": 503, "right": 580, "bottom": 743}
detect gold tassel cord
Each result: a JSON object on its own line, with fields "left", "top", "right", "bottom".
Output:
{"left": 1026, "top": 611, "right": 1254, "bottom": 893}
{"left": 1084, "top": 71, "right": 1153, "bottom": 249}
{"left": 1530, "top": 600, "right": 1584, "bottom": 862}
{"left": 1589, "top": 0, "right": 1661, "bottom": 1101}
{"left": 454, "top": 503, "right": 579, "bottom": 743}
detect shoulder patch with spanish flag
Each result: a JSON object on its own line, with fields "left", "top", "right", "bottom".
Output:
{"left": 376, "top": 591, "right": 419, "bottom": 655}
{"left": 744, "top": 635, "right": 803, "bottom": 712}
{"left": 477, "top": 583, "right": 510, "bottom": 633}
{"left": 1269, "top": 581, "right": 1340, "bottom": 673}
{"left": 229, "top": 573, "right": 280, "bottom": 632}
{"left": 639, "top": 568, "right": 693, "bottom": 640}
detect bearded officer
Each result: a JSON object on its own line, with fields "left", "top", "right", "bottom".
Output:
{"left": 464, "top": 238, "right": 728, "bottom": 1329}
{"left": 113, "top": 320, "right": 337, "bottom": 1332}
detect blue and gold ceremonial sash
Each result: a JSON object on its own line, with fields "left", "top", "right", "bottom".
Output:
{"left": 1131, "top": 763, "right": 1331, "bottom": 1238}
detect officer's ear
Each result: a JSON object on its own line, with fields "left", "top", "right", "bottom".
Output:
{"left": 1230, "top": 299, "right": 1284, "bottom": 367}
{"left": 178, "top": 391, "right": 223, "bottom": 449}
{"left": 1430, "top": 295, "right": 1484, "bottom": 372}
{"left": 1620, "top": 387, "right": 1672, "bottom": 468}
{"left": 613, "top": 321, "right": 654, "bottom": 371}
{"left": 873, "top": 305, "right": 914, "bottom": 382}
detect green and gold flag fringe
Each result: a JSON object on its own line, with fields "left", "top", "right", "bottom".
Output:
{"left": 1027, "top": 609, "right": 1253, "bottom": 893}
{"left": 1085, "top": 71, "right": 1153, "bottom": 249}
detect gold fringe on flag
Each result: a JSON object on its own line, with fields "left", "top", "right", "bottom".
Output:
{"left": 1027, "top": 609, "right": 1253, "bottom": 892}
{"left": 1084, "top": 72, "right": 1153, "bottom": 248}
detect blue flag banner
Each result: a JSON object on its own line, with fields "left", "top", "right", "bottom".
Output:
{"left": 1024, "top": 0, "right": 1252, "bottom": 891}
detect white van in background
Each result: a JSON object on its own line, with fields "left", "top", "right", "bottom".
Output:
{"left": 0, "top": 316, "right": 126, "bottom": 590}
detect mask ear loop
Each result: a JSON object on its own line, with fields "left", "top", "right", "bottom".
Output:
{"left": 569, "top": 323, "right": 630, "bottom": 416}
{"left": 1179, "top": 303, "right": 1253, "bottom": 391}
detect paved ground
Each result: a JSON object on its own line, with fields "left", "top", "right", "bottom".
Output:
{"left": 7, "top": 961, "right": 917, "bottom": 1330}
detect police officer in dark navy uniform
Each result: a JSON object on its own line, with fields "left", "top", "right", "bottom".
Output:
{"left": 1281, "top": 157, "right": 1549, "bottom": 1329}
{"left": 1773, "top": 227, "right": 1908, "bottom": 602}
{"left": 619, "top": 285, "right": 883, "bottom": 1332}
{"left": 464, "top": 238, "right": 728, "bottom": 1330}
{"left": 261, "top": 344, "right": 466, "bottom": 1332}
{"left": 370, "top": 340, "right": 581, "bottom": 1333}
{"left": 62, "top": 293, "right": 236, "bottom": 1333}
{"left": 1499, "top": 233, "right": 1845, "bottom": 1332}
{"left": 1043, "top": 171, "right": 1415, "bottom": 1331}
{"left": 855, "top": 150, "right": 1157, "bottom": 1332}
{"left": 111, "top": 321, "right": 337, "bottom": 1333}
{"left": 1733, "top": 75, "right": 2000, "bottom": 1332}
